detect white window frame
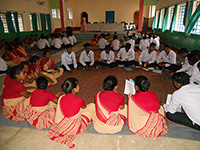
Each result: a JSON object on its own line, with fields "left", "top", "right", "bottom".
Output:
{"left": 191, "top": 0, "right": 200, "bottom": 34}
{"left": 36, "top": 14, "right": 42, "bottom": 30}
{"left": 52, "top": 9, "right": 57, "bottom": 18}
{"left": 174, "top": 3, "right": 186, "bottom": 32}
{"left": 149, "top": 5, "right": 156, "bottom": 18}
{"left": 29, "top": 14, "right": 33, "bottom": 31}
{"left": 0, "top": 12, "right": 9, "bottom": 33}
{"left": 67, "top": 8, "right": 73, "bottom": 19}
{"left": 159, "top": 8, "right": 165, "bottom": 29}
{"left": 155, "top": 10, "right": 159, "bottom": 28}
{"left": 167, "top": 6, "right": 175, "bottom": 30}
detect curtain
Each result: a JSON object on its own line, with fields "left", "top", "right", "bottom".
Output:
{"left": 46, "top": 14, "right": 52, "bottom": 31}
{"left": 170, "top": 4, "right": 178, "bottom": 33}
{"left": 31, "top": 13, "right": 38, "bottom": 32}
{"left": 185, "top": 4, "right": 200, "bottom": 35}
{"left": 188, "top": 0, "right": 194, "bottom": 21}
{"left": 0, "top": 16, "right": 4, "bottom": 33}
{"left": 183, "top": 1, "right": 189, "bottom": 26}
{"left": 40, "top": 14, "right": 46, "bottom": 31}
{"left": 14, "top": 12, "right": 20, "bottom": 32}
{"left": 152, "top": 14, "right": 156, "bottom": 30}
{"left": 157, "top": 9, "right": 161, "bottom": 29}
{"left": 6, "top": 11, "right": 15, "bottom": 33}
{"left": 162, "top": 7, "right": 169, "bottom": 32}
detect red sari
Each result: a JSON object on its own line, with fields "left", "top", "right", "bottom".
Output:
{"left": 7, "top": 50, "right": 21, "bottom": 65}
{"left": 16, "top": 46, "right": 29, "bottom": 60}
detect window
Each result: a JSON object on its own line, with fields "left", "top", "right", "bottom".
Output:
{"left": 0, "top": 12, "right": 9, "bottom": 33}
{"left": 29, "top": 14, "right": 33, "bottom": 31}
{"left": 57, "top": 9, "right": 60, "bottom": 19}
{"left": 149, "top": 5, "right": 156, "bottom": 18}
{"left": 192, "top": 1, "right": 200, "bottom": 34}
{"left": 167, "top": 6, "right": 175, "bottom": 30}
{"left": 18, "top": 13, "right": 24, "bottom": 32}
{"left": 175, "top": 4, "right": 186, "bottom": 32}
{"left": 159, "top": 9, "right": 165, "bottom": 28}
{"left": 36, "top": 14, "right": 42, "bottom": 30}
{"left": 52, "top": 9, "right": 57, "bottom": 18}
{"left": 155, "top": 10, "right": 159, "bottom": 28}
{"left": 67, "top": 8, "right": 73, "bottom": 19}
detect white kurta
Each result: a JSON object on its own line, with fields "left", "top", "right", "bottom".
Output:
{"left": 138, "top": 50, "right": 156, "bottom": 65}
{"left": 156, "top": 50, "right": 176, "bottom": 66}
{"left": 98, "top": 38, "right": 108, "bottom": 49}
{"left": 53, "top": 38, "right": 63, "bottom": 49}
{"left": 38, "top": 39, "right": 50, "bottom": 49}
{"left": 79, "top": 50, "right": 94, "bottom": 66}
{"left": 117, "top": 47, "right": 135, "bottom": 61}
{"left": 62, "top": 37, "right": 70, "bottom": 45}
{"left": 61, "top": 51, "right": 77, "bottom": 71}
{"left": 100, "top": 50, "right": 115, "bottom": 64}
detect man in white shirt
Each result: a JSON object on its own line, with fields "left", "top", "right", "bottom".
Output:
{"left": 156, "top": 44, "right": 177, "bottom": 71}
{"left": 152, "top": 35, "right": 160, "bottom": 50}
{"left": 138, "top": 43, "right": 157, "bottom": 69}
{"left": 37, "top": 36, "right": 50, "bottom": 50}
{"left": 52, "top": 35, "right": 63, "bottom": 50}
{"left": 61, "top": 44, "right": 77, "bottom": 73}
{"left": 67, "top": 34, "right": 74, "bottom": 46}
{"left": 72, "top": 35, "right": 77, "bottom": 45}
{"left": 139, "top": 35, "right": 150, "bottom": 51}
{"left": 98, "top": 34, "right": 108, "bottom": 50}
{"left": 78, "top": 43, "right": 98, "bottom": 69}
{"left": 163, "top": 72, "right": 200, "bottom": 130}
{"left": 116, "top": 43, "right": 137, "bottom": 67}
{"left": 112, "top": 35, "right": 120, "bottom": 51}
{"left": 99, "top": 45, "right": 116, "bottom": 68}
{"left": 61, "top": 35, "right": 70, "bottom": 46}
{"left": 127, "top": 36, "right": 135, "bottom": 50}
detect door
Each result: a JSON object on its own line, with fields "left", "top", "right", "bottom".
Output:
{"left": 142, "top": 17, "right": 148, "bottom": 32}
{"left": 106, "top": 11, "right": 115, "bottom": 23}
{"left": 134, "top": 11, "right": 139, "bottom": 29}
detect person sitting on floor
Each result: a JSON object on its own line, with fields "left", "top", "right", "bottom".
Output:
{"left": 40, "top": 50, "right": 64, "bottom": 85}
{"left": 34, "top": 34, "right": 40, "bottom": 43}
{"left": 71, "top": 34, "right": 77, "bottom": 45}
{"left": 127, "top": 35, "right": 135, "bottom": 50}
{"left": 164, "top": 72, "right": 200, "bottom": 130}
{"left": 52, "top": 35, "right": 63, "bottom": 50}
{"left": 48, "top": 77, "right": 94, "bottom": 149}
{"left": 98, "top": 34, "right": 108, "bottom": 50}
{"left": 99, "top": 45, "right": 116, "bottom": 68}
{"left": 2, "top": 64, "right": 30, "bottom": 122}
{"left": 61, "top": 44, "right": 77, "bottom": 73}
{"left": 93, "top": 75, "right": 127, "bottom": 134}
{"left": 190, "top": 60, "right": 200, "bottom": 85}
{"left": 78, "top": 43, "right": 98, "bottom": 70}
{"left": 139, "top": 35, "right": 150, "bottom": 51}
{"left": 112, "top": 35, "right": 120, "bottom": 51}
{"left": 128, "top": 75, "right": 168, "bottom": 137}
{"left": 6, "top": 45, "right": 23, "bottom": 65}
{"left": 116, "top": 43, "right": 137, "bottom": 67}
{"left": 138, "top": 42, "right": 157, "bottom": 69}
{"left": 67, "top": 33, "right": 74, "bottom": 46}
{"left": 91, "top": 34, "right": 98, "bottom": 47}
{"left": 37, "top": 35, "right": 50, "bottom": 50}
{"left": 15, "top": 41, "right": 29, "bottom": 61}
{"left": 152, "top": 34, "right": 160, "bottom": 50}
{"left": 61, "top": 35, "right": 70, "bottom": 46}
{"left": 156, "top": 44, "right": 176, "bottom": 71}
{"left": 26, "top": 76, "right": 59, "bottom": 130}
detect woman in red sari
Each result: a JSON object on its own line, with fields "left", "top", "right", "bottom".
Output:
{"left": 48, "top": 78, "right": 94, "bottom": 149}
{"left": 128, "top": 75, "right": 168, "bottom": 138}
{"left": 2, "top": 64, "right": 30, "bottom": 122}
{"left": 80, "top": 17, "right": 87, "bottom": 32}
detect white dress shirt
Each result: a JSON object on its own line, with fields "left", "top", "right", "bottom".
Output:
{"left": 112, "top": 39, "right": 120, "bottom": 51}
{"left": 156, "top": 50, "right": 176, "bottom": 66}
{"left": 127, "top": 39, "right": 135, "bottom": 50}
{"left": 62, "top": 37, "right": 70, "bottom": 45}
{"left": 98, "top": 38, "right": 108, "bottom": 49}
{"left": 100, "top": 50, "right": 115, "bottom": 64}
{"left": 72, "top": 35, "right": 77, "bottom": 44}
{"left": 117, "top": 47, "right": 135, "bottom": 61}
{"left": 138, "top": 50, "right": 156, "bottom": 65}
{"left": 0, "top": 57, "right": 7, "bottom": 71}
{"left": 190, "top": 60, "right": 200, "bottom": 84}
{"left": 79, "top": 50, "right": 94, "bottom": 66}
{"left": 61, "top": 51, "right": 77, "bottom": 71}
{"left": 139, "top": 39, "right": 150, "bottom": 51}
{"left": 37, "top": 39, "right": 50, "bottom": 49}
{"left": 53, "top": 38, "right": 63, "bottom": 49}
{"left": 68, "top": 36, "right": 74, "bottom": 45}
{"left": 176, "top": 57, "right": 193, "bottom": 75}
{"left": 149, "top": 37, "right": 153, "bottom": 44}
{"left": 152, "top": 38, "right": 160, "bottom": 50}
{"left": 163, "top": 84, "right": 200, "bottom": 126}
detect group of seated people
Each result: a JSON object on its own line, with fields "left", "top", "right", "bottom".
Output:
{"left": 124, "top": 22, "right": 136, "bottom": 31}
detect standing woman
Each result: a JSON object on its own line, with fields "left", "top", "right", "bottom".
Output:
{"left": 128, "top": 75, "right": 168, "bottom": 138}
{"left": 80, "top": 17, "right": 87, "bottom": 32}
{"left": 2, "top": 64, "right": 30, "bottom": 122}
{"left": 48, "top": 78, "right": 94, "bottom": 149}
{"left": 93, "top": 75, "right": 127, "bottom": 134}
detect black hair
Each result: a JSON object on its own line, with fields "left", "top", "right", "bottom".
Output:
{"left": 172, "top": 72, "right": 190, "bottom": 86}
{"left": 62, "top": 78, "right": 79, "bottom": 94}
{"left": 94, "top": 34, "right": 97, "bottom": 38}
{"left": 113, "top": 35, "right": 118, "bottom": 40}
{"left": 150, "top": 42, "right": 156, "bottom": 47}
{"left": 21, "top": 61, "right": 30, "bottom": 67}
{"left": 30, "top": 34, "right": 33, "bottom": 36}
{"left": 164, "top": 44, "right": 171, "bottom": 48}
{"left": 1, "top": 39, "right": 5, "bottom": 43}
{"left": 135, "top": 75, "right": 150, "bottom": 92}
{"left": 36, "top": 76, "right": 48, "bottom": 89}
{"left": 188, "top": 53, "right": 199, "bottom": 65}
{"left": 30, "top": 55, "right": 40, "bottom": 64}
{"left": 125, "top": 43, "right": 131, "bottom": 49}
{"left": 7, "top": 45, "right": 13, "bottom": 52}
{"left": 84, "top": 43, "right": 91, "bottom": 48}
{"left": 105, "top": 44, "right": 111, "bottom": 50}
{"left": 43, "top": 49, "right": 50, "bottom": 56}
{"left": 178, "top": 48, "right": 188, "bottom": 54}
{"left": 143, "top": 35, "right": 147, "bottom": 39}
{"left": 191, "top": 49, "right": 200, "bottom": 60}
{"left": 65, "top": 44, "right": 73, "bottom": 49}
{"left": 8, "top": 63, "right": 24, "bottom": 79}
{"left": 40, "top": 35, "right": 45, "bottom": 39}
{"left": 197, "top": 61, "right": 200, "bottom": 69}
{"left": 103, "top": 75, "right": 118, "bottom": 91}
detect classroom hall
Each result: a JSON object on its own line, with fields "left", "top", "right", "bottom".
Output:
{"left": 0, "top": 0, "right": 200, "bottom": 150}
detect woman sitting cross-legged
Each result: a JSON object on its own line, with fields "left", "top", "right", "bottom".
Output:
{"left": 48, "top": 78, "right": 94, "bottom": 149}
{"left": 93, "top": 75, "right": 127, "bottom": 134}
{"left": 25, "top": 76, "right": 59, "bottom": 130}
{"left": 128, "top": 75, "right": 168, "bottom": 138}
{"left": 2, "top": 64, "right": 30, "bottom": 122}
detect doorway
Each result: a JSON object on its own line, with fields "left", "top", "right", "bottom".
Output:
{"left": 134, "top": 11, "right": 139, "bottom": 29}
{"left": 106, "top": 11, "right": 115, "bottom": 23}
{"left": 81, "top": 12, "right": 88, "bottom": 23}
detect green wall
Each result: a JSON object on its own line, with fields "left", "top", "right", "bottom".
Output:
{"left": 0, "top": 30, "right": 51, "bottom": 42}
{"left": 156, "top": 30, "right": 200, "bottom": 52}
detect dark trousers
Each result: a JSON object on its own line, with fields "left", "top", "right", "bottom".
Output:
{"left": 60, "top": 64, "right": 75, "bottom": 72}
{"left": 166, "top": 112, "right": 200, "bottom": 130}
{"left": 99, "top": 61, "right": 117, "bottom": 68}
{"left": 141, "top": 62, "right": 156, "bottom": 68}
{"left": 0, "top": 70, "right": 7, "bottom": 74}
{"left": 156, "top": 62, "right": 180, "bottom": 71}
{"left": 77, "top": 61, "right": 99, "bottom": 69}
{"left": 116, "top": 60, "right": 139, "bottom": 67}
